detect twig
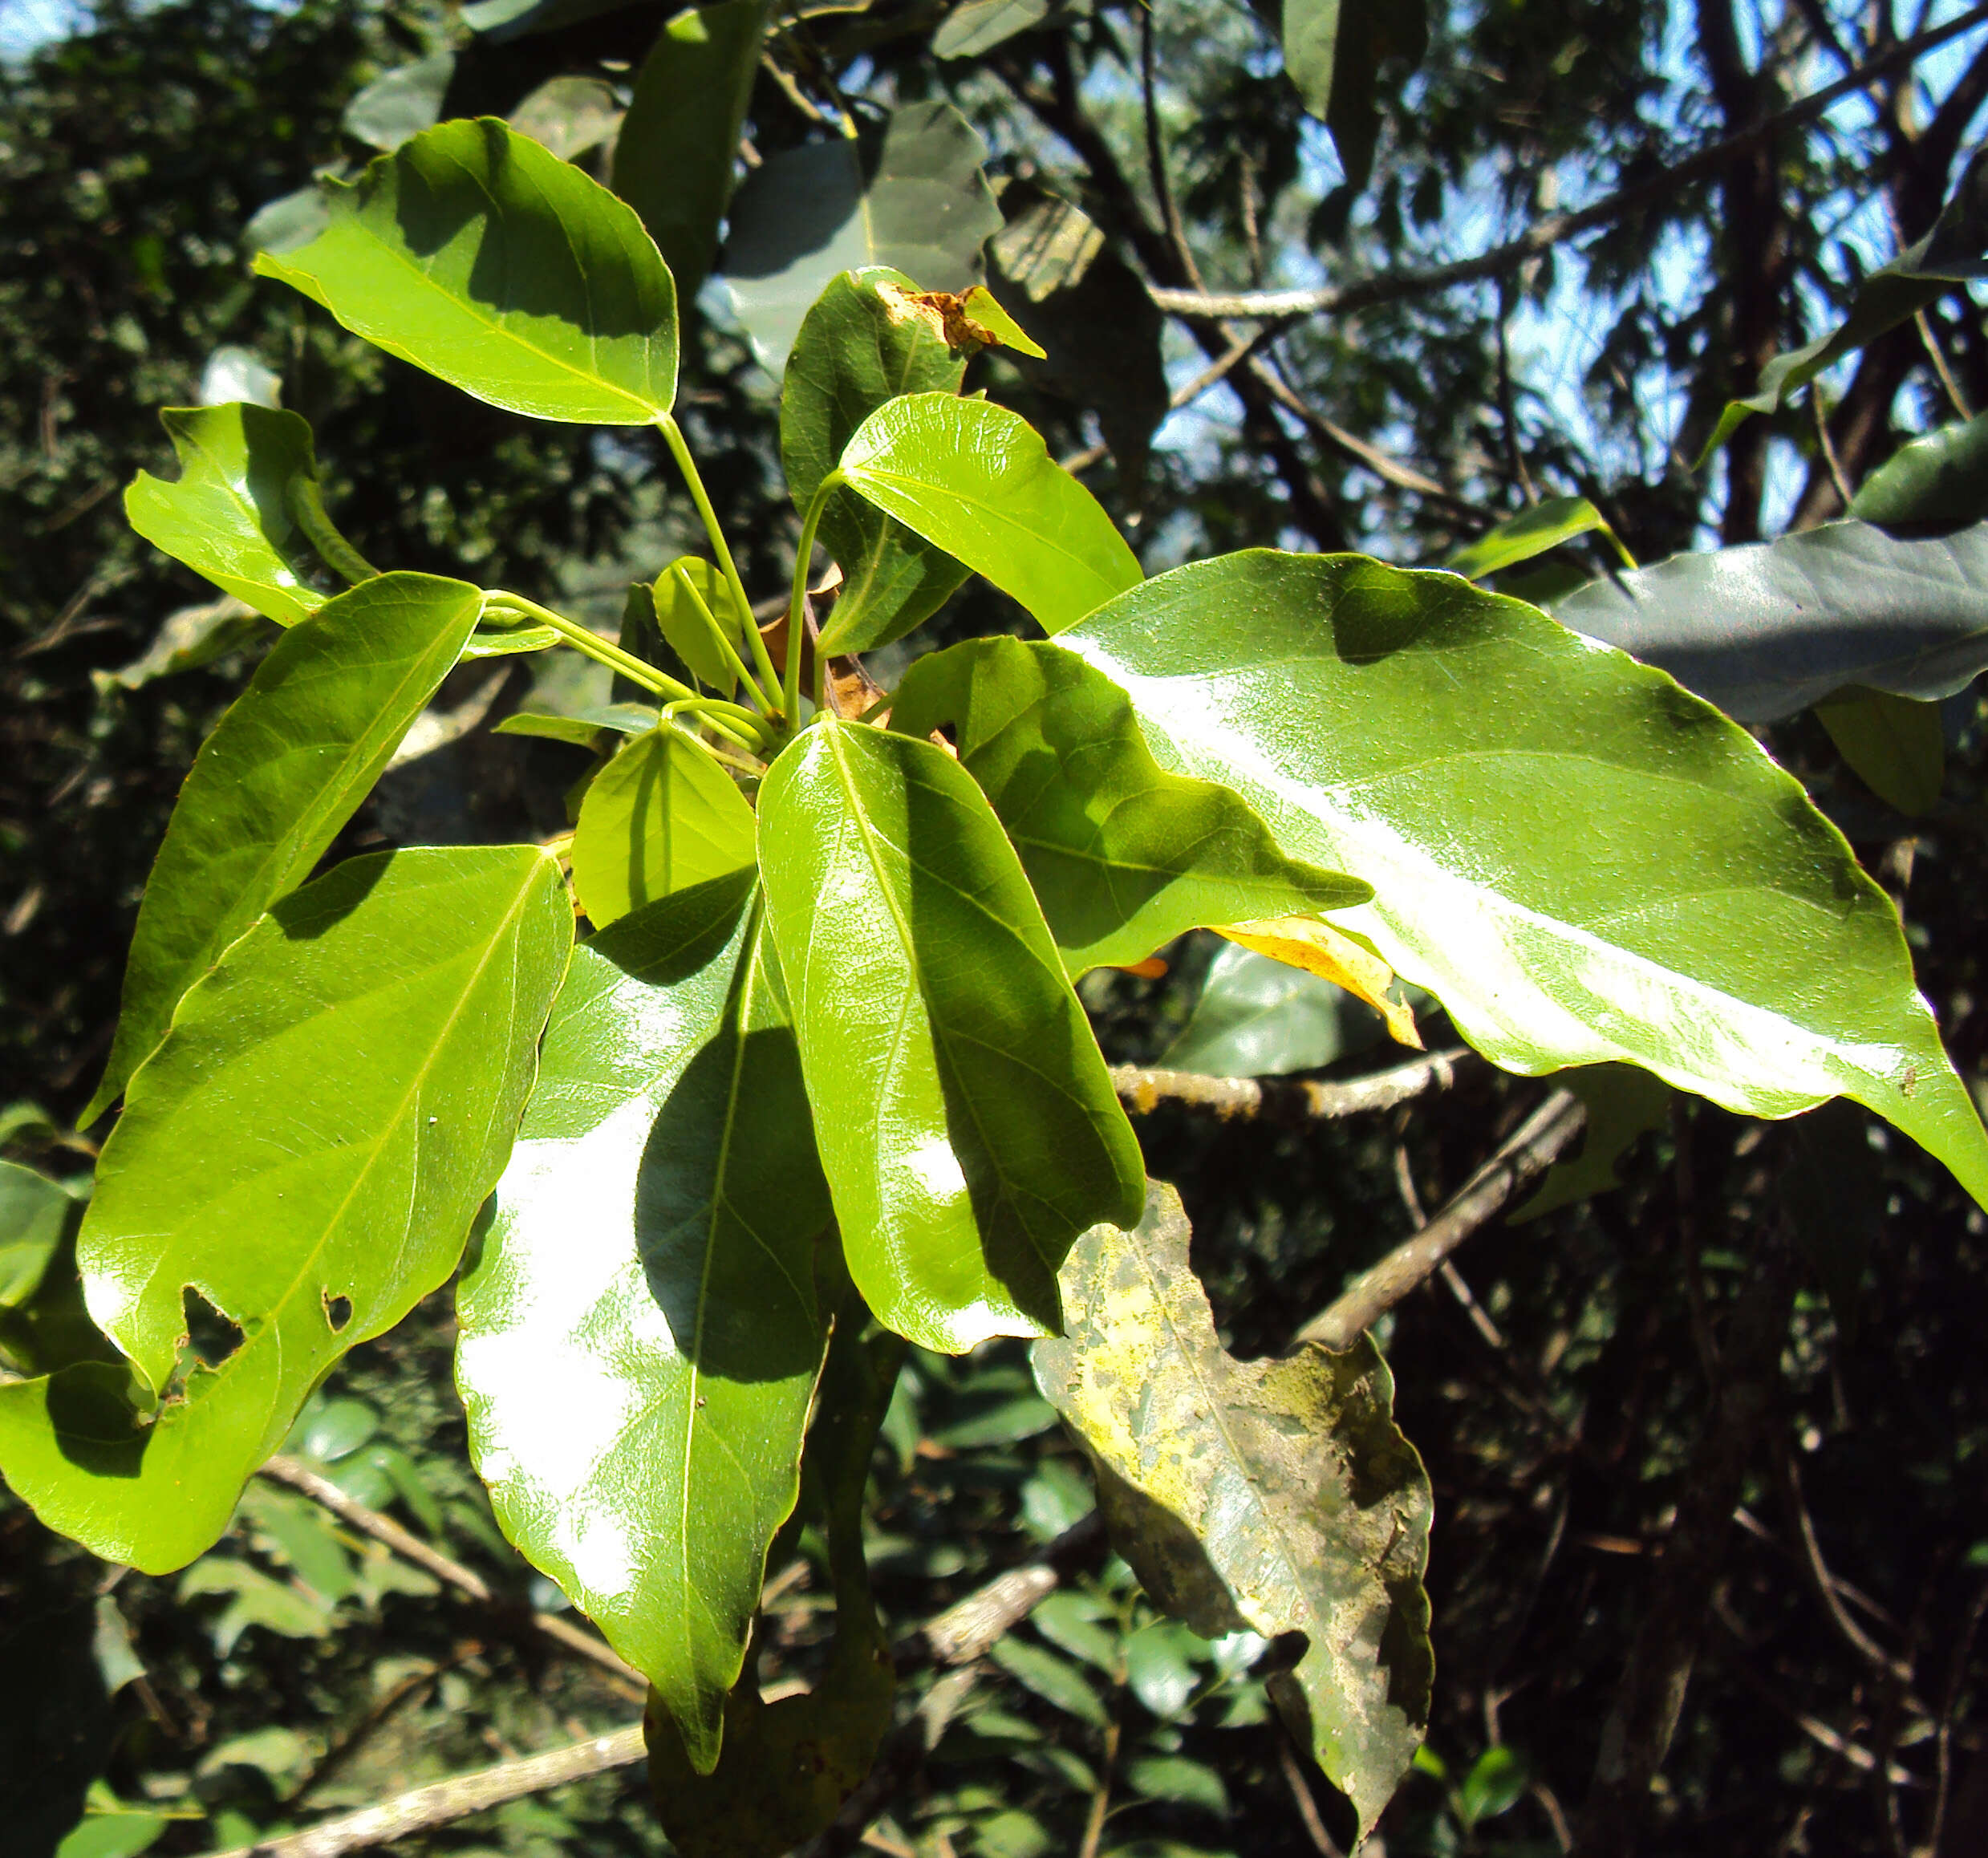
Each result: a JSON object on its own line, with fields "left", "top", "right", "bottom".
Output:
{"left": 1110, "top": 1048, "right": 1467, "bottom": 1127}
{"left": 1146, "top": 5, "right": 1988, "bottom": 323}
{"left": 1714, "top": 1633, "right": 1920, "bottom": 1785}
{"left": 1244, "top": 359, "right": 1476, "bottom": 513}
{"left": 1779, "top": 1445, "right": 1914, "bottom": 1684}
{"left": 1294, "top": 1090, "right": 1587, "bottom": 1349}
{"left": 258, "top": 1456, "right": 643, "bottom": 1694}
{"left": 1928, "top": 1578, "right": 1988, "bottom": 1854}
{"left": 1916, "top": 307, "right": 1974, "bottom": 417}
{"left": 1276, "top": 1728, "right": 1345, "bottom": 1856}
{"left": 198, "top": 1726, "right": 647, "bottom": 1858}
{"left": 1061, "top": 332, "right": 1263, "bottom": 473}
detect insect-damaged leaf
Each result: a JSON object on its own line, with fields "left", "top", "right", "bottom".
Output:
{"left": 570, "top": 724, "right": 757, "bottom": 929}
{"left": 838, "top": 394, "right": 1141, "bottom": 636}
{"left": 86, "top": 574, "right": 485, "bottom": 1123}
{"left": 757, "top": 719, "right": 1145, "bottom": 1351}
{"left": 255, "top": 120, "right": 678, "bottom": 426}
{"left": 887, "top": 636, "right": 1368, "bottom": 974}
{"left": 1064, "top": 550, "right": 1988, "bottom": 1211}
{"left": 124, "top": 404, "right": 329, "bottom": 627}
{"left": 722, "top": 101, "right": 1002, "bottom": 372}
{"left": 0, "top": 847, "right": 571, "bottom": 1572}
{"left": 1215, "top": 916, "right": 1421, "bottom": 1049}
{"left": 458, "top": 870, "right": 832, "bottom": 1771}
{"left": 784, "top": 268, "right": 972, "bottom": 657}
{"left": 1033, "top": 1183, "right": 1433, "bottom": 1836}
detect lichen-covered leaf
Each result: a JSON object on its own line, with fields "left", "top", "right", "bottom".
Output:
{"left": 1033, "top": 1183, "right": 1432, "bottom": 1835}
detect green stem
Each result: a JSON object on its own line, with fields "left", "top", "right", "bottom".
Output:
{"left": 286, "top": 477, "right": 378, "bottom": 586}
{"left": 662, "top": 561, "right": 775, "bottom": 712}
{"left": 656, "top": 415, "right": 785, "bottom": 704}
{"left": 786, "top": 473, "right": 839, "bottom": 725}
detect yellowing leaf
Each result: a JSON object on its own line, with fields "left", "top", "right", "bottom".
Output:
{"left": 1216, "top": 916, "right": 1422, "bottom": 1049}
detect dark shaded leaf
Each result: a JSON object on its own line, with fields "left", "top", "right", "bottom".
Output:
{"left": 1816, "top": 688, "right": 1946, "bottom": 813}
{"left": 1162, "top": 942, "right": 1401, "bottom": 1077}
{"left": 935, "top": 0, "right": 1053, "bottom": 58}
{"left": 1851, "top": 412, "right": 1988, "bottom": 525}
{"left": 510, "top": 75, "right": 624, "bottom": 159}
{"left": 1509, "top": 1065, "right": 1671, "bottom": 1222}
{"left": 341, "top": 53, "right": 454, "bottom": 152}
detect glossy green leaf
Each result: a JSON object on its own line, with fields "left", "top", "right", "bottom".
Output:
{"left": 889, "top": 637, "right": 1367, "bottom": 973}
{"left": 613, "top": 1, "right": 766, "bottom": 307}
{"left": 341, "top": 52, "right": 454, "bottom": 152}
{"left": 784, "top": 268, "right": 972, "bottom": 656}
{"left": 935, "top": 0, "right": 1052, "bottom": 58}
{"left": 1816, "top": 688, "right": 1946, "bottom": 814}
{"left": 459, "top": 870, "right": 832, "bottom": 1770}
{"left": 722, "top": 101, "right": 1001, "bottom": 371}
{"left": 124, "top": 404, "right": 328, "bottom": 627}
{"left": 1444, "top": 494, "right": 1629, "bottom": 582}
{"left": 0, "top": 846, "right": 572, "bottom": 1572}
{"left": 988, "top": 186, "right": 1169, "bottom": 482}
{"left": 495, "top": 702, "right": 661, "bottom": 746}
{"left": 1033, "top": 1183, "right": 1433, "bottom": 1836}
{"left": 1851, "top": 412, "right": 1988, "bottom": 526}
{"left": 509, "top": 75, "right": 623, "bottom": 160}
{"left": 838, "top": 394, "right": 1141, "bottom": 635}
{"left": 1509, "top": 1065, "right": 1671, "bottom": 1222}
{"left": 85, "top": 574, "right": 485, "bottom": 1122}
{"left": 0, "top": 1162, "right": 75, "bottom": 1310}
{"left": 1703, "top": 148, "right": 1988, "bottom": 458}
{"left": 570, "top": 725, "right": 757, "bottom": 928}
{"left": 255, "top": 119, "right": 678, "bottom": 425}
{"left": 654, "top": 558, "right": 749, "bottom": 697}
{"left": 1552, "top": 519, "right": 1988, "bottom": 721}
{"left": 1162, "top": 942, "right": 1407, "bottom": 1077}
{"left": 1283, "top": 0, "right": 1426, "bottom": 197}
{"left": 1064, "top": 550, "right": 1988, "bottom": 1210}
{"left": 757, "top": 718, "right": 1144, "bottom": 1350}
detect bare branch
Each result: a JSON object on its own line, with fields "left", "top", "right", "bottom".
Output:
{"left": 1147, "top": 6, "right": 1988, "bottom": 323}
{"left": 1110, "top": 1048, "right": 1468, "bottom": 1126}
{"left": 199, "top": 1726, "right": 647, "bottom": 1858}
{"left": 1294, "top": 1090, "right": 1588, "bottom": 1349}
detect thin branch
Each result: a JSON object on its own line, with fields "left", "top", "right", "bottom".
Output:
{"left": 1294, "top": 1090, "right": 1587, "bottom": 1349}
{"left": 1062, "top": 331, "right": 1264, "bottom": 473}
{"left": 198, "top": 1726, "right": 647, "bottom": 1858}
{"left": 1147, "top": 5, "right": 1988, "bottom": 323}
{"left": 1244, "top": 359, "right": 1478, "bottom": 513}
{"left": 258, "top": 1456, "right": 643, "bottom": 1694}
{"left": 1110, "top": 1048, "right": 1467, "bottom": 1126}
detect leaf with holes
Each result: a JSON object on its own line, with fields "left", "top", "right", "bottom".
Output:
{"left": 784, "top": 269, "right": 972, "bottom": 656}
{"left": 255, "top": 119, "right": 678, "bottom": 425}
{"left": 84, "top": 574, "right": 485, "bottom": 1123}
{"left": 887, "top": 636, "right": 1367, "bottom": 973}
{"left": 838, "top": 394, "right": 1141, "bottom": 635}
{"left": 570, "top": 725, "right": 757, "bottom": 928}
{"left": 722, "top": 102, "right": 1001, "bottom": 371}
{"left": 0, "top": 846, "right": 571, "bottom": 1572}
{"left": 124, "top": 404, "right": 328, "bottom": 627}
{"left": 757, "top": 719, "right": 1144, "bottom": 1350}
{"left": 1034, "top": 1182, "right": 1433, "bottom": 1836}
{"left": 459, "top": 870, "right": 832, "bottom": 1771}
{"left": 1065, "top": 550, "right": 1988, "bottom": 1209}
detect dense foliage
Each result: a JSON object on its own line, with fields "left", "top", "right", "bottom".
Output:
{"left": 6, "top": 2, "right": 1988, "bottom": 1856}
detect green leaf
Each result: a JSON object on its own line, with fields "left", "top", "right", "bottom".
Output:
{"left": 838, "top": 394, "right": 1141, "bottom": 635}
{"left": 1444, "top": 494, "right": 1629, "bottom": 582}
{"left": 1028, "top": 1591, "right": 1118, "bottom": 1673}
{"left": 55, "top": 1812, "right": 171, "bottom": 1858}
{"left": 1552, "top": 519, "right": 1988, "bottom": 721}
{"left": 1124, "top": 1621, "right": 1203, "bottom": 1719}
{"left": 85, "top": 574, "right": 485, "bottom": 1123}
{"left": 509, "top": 75, "right": 624, "bottom": 160}
{"left": 495, "top": 703, "right": 662, "bottom": 745}
{"left": 1509, "top": 1065, "right": 1672, "bottom": 1222}
{"left": 1033, "top": 1183, "right": 1433, "bottom": 1836}
{"left": 722, "top": 101, "right": 1002, "bottom": 371}
{"left": 0, "top": 846, "right": 572, "bottom": 1572}
{"left": 758, "top": 719, "right": 1144, "bottom": 1350}
{"left": 1123, "top": 1756, "right": 1231, "bottom": 1816}
{"left": 255, "top": 120, "right": 678, "bottom": 426}
{"left": 888, "top": 637, "right": 1368, "bottom": 973}
{"left": 124, "top": 404, "right": 328, "bottom": 627}
{"left": 992, "top": 1637, "right": 1108, "bottom": 1725}
{"left": 1065, "top": 551, "right": 1988, "bottom": 1210}
{"left": 1781, "top": 1099, "right": 1882, "bottom": 1344}
{"left": 93, "top": 595, "right": 269, "bottom": 693}
{"left": 1816, "top": 688, "right": 1947, "bottom": 814}
{"left": 613, "top": 1, "right": 767, "bottom": 307}
{"left": 1702, "top": 148, "right": 1988, "bottom": 458}
{"left": 342, "top": 52, "right": 455, "bottom": 152}
{"left": 461, "top": 0, "right": 647, "bottom": 40}
{"left": 1851, "top": 412, "right": 1988, "bottom": 526}
{"left": 1162, "top": 942, "right": 1406, "bottom": 1077}
{"left": 654, "top": 558, "right": 749, "bottom": 697}
{"left": 1459, "top": 1746, "right": 1529, "bottom": 1825}
{"left": 0, "top": 1162, "right": 76, "bottom": 1311}
{"left": 935, "top": 0, "right": 1053, "bottom": 58}
{"left": 1283, "top": 0, "right": 1427, "bottom": 197}
{"left": 987, "top": 186, "right": 1170, "bottom": 483}
{"left": 178, "top": 1558, "right": 335, "bottom": 1653}
{"left": 459, "top": 869, "right": 832, "bottom": 1770}
{"left": 570, "top": 725, "right": 757, "bottom": 928}
{"left": 783, "top": 268, "right": 972, "bottom": 657}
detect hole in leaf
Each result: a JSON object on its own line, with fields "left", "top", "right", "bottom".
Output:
{"left": 164, "top": 1285, "right": 243, "bottom": 1401}
{"left": 323, "top": 1291, "right": 353, "bottom": 1333}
